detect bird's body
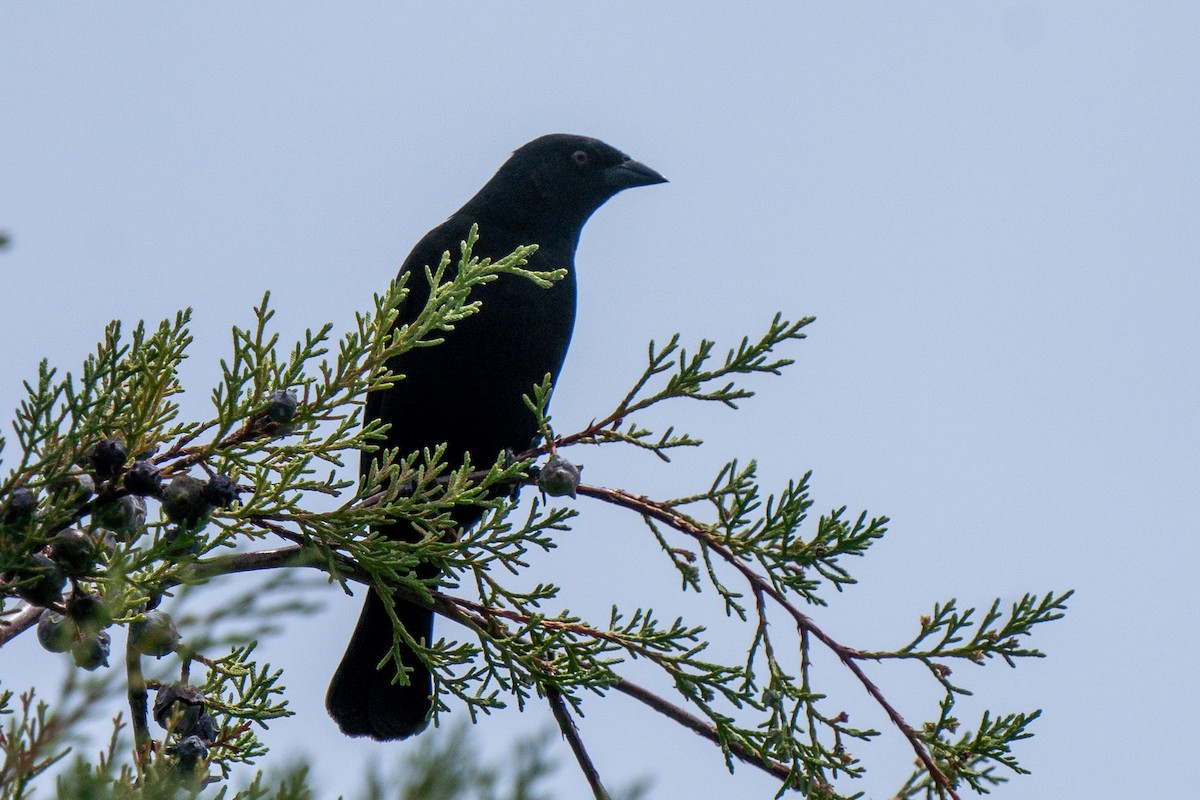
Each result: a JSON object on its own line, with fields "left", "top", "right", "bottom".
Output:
{"left": 326, "top": 134, "right": 665, "bottom": 740}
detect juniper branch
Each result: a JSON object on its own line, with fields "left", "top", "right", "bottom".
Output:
{"left": 546, "top": 686, "right": 611, "bottom": 800}
{"left": 574, "top": 481, "right": 962, "bottom": 799}
{"left": 0, "top": 242, "right": 1069, "bottom": 800}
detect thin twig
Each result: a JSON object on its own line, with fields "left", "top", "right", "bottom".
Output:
{"left": 546, "top": 685, "right": 611, "bottom": 800}
{"left": 125, "top": 637, "right": 151, "bottom": 777}
{"left": 613, "top": 677, "right": 797, "bottom": 785}
{"left": 190, "top": 544, "right": 319, "bottom": 579}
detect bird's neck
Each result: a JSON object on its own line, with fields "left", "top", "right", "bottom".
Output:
{"left": 466, "top": 178, "right": 596, "bottom": 246}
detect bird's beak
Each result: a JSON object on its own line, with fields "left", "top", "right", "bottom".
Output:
{"left": 604, "top": 158, "right": 668, "bottom": 189}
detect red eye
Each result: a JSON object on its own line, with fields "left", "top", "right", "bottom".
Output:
{"left": 571, "top": 150, "right": 589, "bottom": 166}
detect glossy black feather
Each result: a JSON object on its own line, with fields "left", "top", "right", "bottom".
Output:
{"left": 326, "top": 134, "right": 665, "bottom": 740}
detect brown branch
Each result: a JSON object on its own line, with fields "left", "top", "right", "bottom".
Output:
{"left": 125, "top": 637, "right": 151, "bottom": 776}
{"left": 0, "top": 546, "right": 325, "bottom": 651}
{"left": 430, "top": 593, "right": 800, "bottom": 787}
{"left": 164, "top": 536, "right": 875, "bottom": 793}
{"left": 190, "top": 543, "right": 319, "bottom": 579}
{"left": 546, "top": 686, "right": 611, "bottom": 800}
{"left": 534, "top": 410, "right": 624, "bottom": 453}
{"left": 156, "top": 413, "right": 280, "bottom": 476}
{"left": 0, "top": 602, "right": 42, "bottom": 646}
{"left": 613, "top": 677, "right": 797, "bottom": 785}
{"left": 428, "top": 588, "right": 801, "bottom": 790}
{"left": 575, "top": 482, "right": 960, "bottom": 800}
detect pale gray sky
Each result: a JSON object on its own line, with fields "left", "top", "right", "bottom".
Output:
{"left": 2, "top": 4, "right": 1197, "bottom": 799}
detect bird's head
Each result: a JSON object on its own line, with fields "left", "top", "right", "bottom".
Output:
{"left": 473, "top": 134, "right": 667, "bottom": 229}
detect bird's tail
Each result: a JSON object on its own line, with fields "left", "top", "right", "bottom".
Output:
{"left": 325, "top": 588, "right": 434, "bottom": 740}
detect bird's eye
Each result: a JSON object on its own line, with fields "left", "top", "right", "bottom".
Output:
{"left": 571, "top": 150, "right": 589, "bottom": 166}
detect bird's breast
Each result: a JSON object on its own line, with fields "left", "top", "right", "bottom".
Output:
{"left": 380, "top": 251, "right": 577, "bottom": 464}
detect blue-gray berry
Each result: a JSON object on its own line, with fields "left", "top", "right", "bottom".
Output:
{"left": 92, "top": 494, "right": 146, "bottom": 537}
{"left": 88, "top": 439, "right": 127, "bottom": 480}
{"left": 184, "top": 713, "right": 218, "bottom": 745}
{"left": 153, "top": 683, "right": 205, "bottom": 732}
{"left": 537, "top": 455, "right": 583, "bottom": 498}
{"left": 37, "top": 609, "right": 75, "bottom": 653}
{"left": 266, "top": 389, "right": 298, "bottom": 424}
{"left": 200, "top": 474, "right": 239, "bottom": 508}
{"left": 12, "top": 553, "right": 65, "bottom": 607}
{"left": 175, "top": 735, "right": 208, "bottom": 771}
{"left": 67, "top": 592, "right": 112, "bottom": 633}
{"left": 3, "top": 488, "right": 36, "bottom": 525}
{"left": 123, "top": 459, "right": 163, "bottom": 496}
{"left": 163, "top": 525, "right": 202, "bottom": 556}
{"left": 71, "top": 630, "right": 111, "bottom": 670}
{"left": 49, "top": 528, "right": 96, "bottom": 577}
{"left": 52, "top": 465, "right": 95, "bottom": 503}
{"left": 129, "top": 609, "right": 181, "bottom": 657}
{"left": 161, "top": 476, "right": 211, "bottom": 529}
{"left": 91, "top": 528, "right": 118, "bottom": 553}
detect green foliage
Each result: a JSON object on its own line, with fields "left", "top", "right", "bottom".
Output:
{"left": 1, "top": 672, "right": 118, "bottom": 800}
{"left": 199, "top": 644, "right": 291, "bottom": 776}
{"left": 0, "top": 230, "right": 1070, "bottom": 800}
{"left": 0, "top": 689, "right": 71, "bottom": 798}
{"left": 362, "top": 724, "right": 649, "bottom": 800}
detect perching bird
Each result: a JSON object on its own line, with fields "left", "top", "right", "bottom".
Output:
{"left": 326, "top": 134, "right": 666, "bottom": 740}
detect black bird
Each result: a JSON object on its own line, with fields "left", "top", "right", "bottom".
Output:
{"left": 326, "top": 134, "right": 666, "bottom": 740}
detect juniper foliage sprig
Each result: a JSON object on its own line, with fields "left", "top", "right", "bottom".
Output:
{"left": 198, "top": 644, "right": 290, "bottom": 776}
{"left": 0, "top": 672, "right": 119, "bottom": 800}
{"left": 0, "top": 689, "right": 68, "bottom": 800}
{"left": 549, "top": 313, "right": 812, "bottom": 461}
